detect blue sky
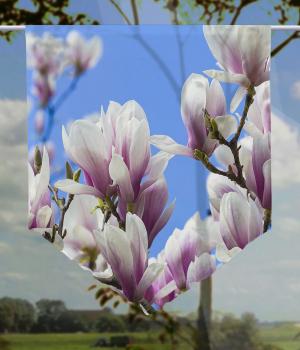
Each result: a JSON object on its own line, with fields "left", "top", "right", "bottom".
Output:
{"left": 27, "top": 25, "right": 239, "bottom": 256}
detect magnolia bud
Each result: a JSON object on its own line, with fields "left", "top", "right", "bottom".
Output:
{"left": 34, "top": 146, "right": 42, "bottom": 174}
{"left": 65, "top": 161, "right": 73, "bottom": 180}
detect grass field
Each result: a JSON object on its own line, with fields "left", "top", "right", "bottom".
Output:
{"left": 2, "top": 323, "right": 300, "bottom": 350}
{"left": 1, "top": 333, "right": 189, "bottom": 350}
{"left": 260, "top": 323, "right": 300, "bottom": 350}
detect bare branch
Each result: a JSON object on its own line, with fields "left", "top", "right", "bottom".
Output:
{"left": 230, "top": 0, "right": 257, "bottom": 25}
{"left": 109, "top": 0, "right": 132, "bottom": 25}
{"left": 271, "top": 30, "right": 300, "bottom": 57}
{"left": 131, "top": 0, "right": 140, "bottom": 24}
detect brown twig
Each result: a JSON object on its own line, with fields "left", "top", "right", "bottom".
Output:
{"left": 48, "top": 184, "right": 74, "bottom": 240}
{"left": 263, "top": 208, "right": 272, "bottom": 233}
{"left": 109, "top": 0, "right": 132, "bottom": 25}
{"left": 271, "top": 30, "right": 300, "bottom": 57}
{"left": 271, "top": 8, "right": 300, "bottom": 57}
{"left": 131, "top": 0, "right": 140, "bottom": 24}
{"left": 230, "top": 0, "right": 257, "bottom": 25}
{"left": 195, "top": 86, "right": 256, "bottom": 192}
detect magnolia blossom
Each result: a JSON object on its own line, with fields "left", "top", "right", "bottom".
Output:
{"left": 203, "top": 26, "right": 270, "bottom": 87}
{"left": 145, "top": 252, "right": 176, "bottom": 308}
{"left": 219, "top": 191, "right": 264, "bottom": 250}
{"left": 27, "top": 32, "right": 64, "bottom": 76}
{"left": 245, "top": 133, "right": 271, "bottom": 210}
{"left": 207, "top": 173, "right": 245, "bottom": 221}
{"left": 151, "top": 73, "right": 236, "bottom": 157}
{"left": 66, "top": 31, "right": 102, "bottom": 76}
{"left": 28, "top": 148, "right": 53, "bottom": 230}
{"left": 95, "top": 213, "right": 163, "bottom": 302}
{"left": 165, "top": 213, "right": 216, "bottom": 290}
{"left": 56, "top": 101, "right": 149, "bottom": 199}
{"left": 245, "top": 81, "right": 271, "bottom": 136}
{"left": 55, "top": 101, "right": 174, "bottom": 245}
{"left": 63, "top": 195, "right": 112, "bottom": 280}
{"left": 27, "top": 32, "right": 64, "bottom": 108}
{"left": 132, "top": 176, "right": 175, "bottom": 246}
{"left": 203, "top": 26, "right": 270, "bottom": 111}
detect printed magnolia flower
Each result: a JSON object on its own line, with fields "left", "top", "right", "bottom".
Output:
{"left": 145, "top": 252, "right": 177, "bottom": 308}
{"left": 55, "top": 100, "right": 149, "bottom": 199}
{"left": 151, "top": 73, "right": 236, "bottom": 157}
{"left": 129, "top": 176, "right": 175, "bottom": 247}
{"left": 245, "top": 81, "right": 271, "bottom": 137}
{"left": 27, "top": 32, "right": 64, "bottom": 77}
{"left": 95, "top": 213, "right": 163, "bottom": 303}
{"left": 55, "top": 102, "right": 174, "bottom": 245}
{"left": 245, "top": 133, "right": 271, "bottom": 210}
{"left": 207, "top": 173, "right": 245, "bottom": 221}
{"left": 62, "top": 195, "right": 113, "bottom": 280}
{"left": 219, "top": 191, "right": 264, "bottom": 250}
{"left": 203, "top": 26, "right": 270, "bottom": 87}
{"left": 28, "top": 148, "right": 53, "bottom": 230}
{"left": 203, "top": 26, "right": 270, "bottom": 112}
{"left": 165, "top": 212, "right": 216, "bottom": 290}
{"left": 66, "top": 31, "right": 102, "bottom": 76}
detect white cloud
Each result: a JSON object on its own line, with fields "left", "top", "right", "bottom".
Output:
{"left": 290, "top": 81, "right": 300, "bottom": 100}
{"left": 0, "top": 100, "right": 28, "bottom": 234}
{"left": 272, "top": 112, "right": 300, "bottom": 188}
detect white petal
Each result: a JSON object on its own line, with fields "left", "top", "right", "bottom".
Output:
{"left": 126, "top": 213, "right": 148, "bottom": 273}
{"left": 204, "top": 70, "right": 250, "bottom": 87}
{"left": 150, "top": 199, "right": 176, "bottom": 245}
{"left": 230, "top": 86, "right": 247, "bottom": 112}
{"left": 150, "top": 135, "right": 193, "bottom": 157}
{"left": 55, "top": 179, "right": 103, "bottom": 198}
{"left": 214, "top": 144, "right": 234, "bottom": 168}
{"left": 109, "top": 153, "right": 134, "bottom": 202}
{"left": 146, "top": 152, "right": 173, "bottom": 180}
{"left": 216, "top": 244, "right": 241, "bottom": 263}
{"left": 36, "top": 205, "right": 52, "bottom": 228}
{"left": 215, "top": 115, "right": 237, "bottom": 139}
{"left": 136, "top": 263, "right": 164, "bottom": 301}
{"left": 187, "top": 253, "right": 216, "bottom": 287}
{"left": 153, "top": 280, "right": 177, "bottom": 301}
{"left": 206, "top": 79, "right": 226, "bottom": 116}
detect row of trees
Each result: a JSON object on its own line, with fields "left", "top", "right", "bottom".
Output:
{"left": 0, "top": 297, "right": 282, "bottom": 350}
{"left": 0, "top": 298, "right": 82, "bottom": 333}
{"left": 0, "top": 298, "right": 158, "bottom": 334}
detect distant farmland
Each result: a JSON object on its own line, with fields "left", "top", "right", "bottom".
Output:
{"left": 2, "top": 323, "right": 300, "bottom": 350}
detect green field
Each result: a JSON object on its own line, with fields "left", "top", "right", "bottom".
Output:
{"left": 2, "top": 323, "right": 300, "bottom": 350}
{"left": 260, "top": 323, "right": 300, "bottom": 350}
{"left": 1, "top": 333, "right": 189, "bottom": 350}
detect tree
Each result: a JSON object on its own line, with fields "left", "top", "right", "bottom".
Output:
{"left": 32, "top": 299, "right": 67, "bottom": 333}
{"left": 0, "top": 0, "right": 99, "bottom": 41}
{"left": 211, "top": 313, "right": 283, "bottom": 350}
{"left": 55, "top": 312, "right": 87, "bottom": 333}
{"left": 0, "top": 298, "right": 35, "bottom": 333}
{"left": 95, "top": 314, "right": 127, "bottom": 333}
{"left": 0, "top": 0, "right": 99, "bottom": 24}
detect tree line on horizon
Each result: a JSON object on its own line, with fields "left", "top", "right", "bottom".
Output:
{"left": 0, "top": 297, "right": 283, "bottom": 350}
